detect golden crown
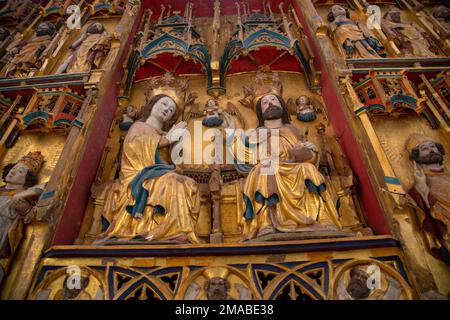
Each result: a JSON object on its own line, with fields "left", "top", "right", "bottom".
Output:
{"left": 405, "top": 133, "right": 437, "bottom": 154}
{"left": 18, "top": 151, "right": 44, "bottom": 174}
{"left": 203, "top": 267, "right": 230, "bottom": 280}
{"left": 145, "top": 73, "right": 188, "bottom": 112}
{"left": 242, "top": 71, "right": 283, "bottom": 111}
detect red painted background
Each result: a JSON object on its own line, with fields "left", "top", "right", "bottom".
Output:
{"left": 53, "top": 0, "right": 390, "bottom": 245}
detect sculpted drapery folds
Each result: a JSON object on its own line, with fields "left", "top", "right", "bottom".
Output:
{"left": 4, "top": 22, "right": 56, "bottom": 77}
{"left": 406, "top": 134, "right": 450, "bottom": 265}
{"left": 327, "top": 5, "right": 385, "bottom": 59}
{"left": 56, "top": 22, "right": 111, "bottom": 74}
{"left": 382, "top": 8, "right": 439, "bottom": 57}
{"left": 0, "top": 151, "right": 45, "bottom": 259}
{"left": 96, "top": 77, "right": 202, "bottom": 244}
{"left": 229, "top": 77, "right": 342, "bottom": 240}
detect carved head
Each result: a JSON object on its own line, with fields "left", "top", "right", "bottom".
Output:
{"left": 87, "top": 22, "right": 104, "bottom": 35}
{"left": 36, "top": 22, "right": 56, "bottom": 37}
{"left": 347, "top": 268, "right": 371, "bottom": 299}
{"left": 204, "top": 277, "right": 230, "bottom": 300}
{"left": 2, "top": 162, "right": 38, "bottom": 187}
{"left": 140, "top": 94, "right": 178, "bottom": 130}
{"left": 433, "top": 6, "right": 450, "bottom": 23}
{"left": 255, "top": 94, "right": 290, "bottom": 127}
{"left": 61, "top": 274, "right": 90, "bottom": 300}
{"left": 384, "top": 8, "right": 402, "bottom": 23}
{"left": 327, "top": 5, "right": 350, "bottom": 22}
{"left": 0, "top": 27, "right": 10, "bottom": 42}
{"left": 410, "top": 140, "right": 445, "bottom": 165}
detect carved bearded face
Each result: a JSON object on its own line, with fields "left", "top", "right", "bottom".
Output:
{"left": 417, "top": 141, "right": 444, "bottom": 165}
{"left": 261, "top": 94, "right": 283, "bottom": 120}
{"left": 4, "top": 162, "right": 29, "bottom": 186}
{"left": 346, "top": 268, "right": 371, "bottom": 299}
{"left": 150, "top": 96, "right": 177, "bottom": 124}
{"left": 205, "top": 277, "right": 230, "bottom": 300}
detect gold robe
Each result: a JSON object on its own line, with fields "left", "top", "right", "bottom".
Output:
{"left": 410, "top": 169, "right": 450, "bottom": 256}
{"left": 66, "top": 33, "right": 110, "bottom": 73}
{"left": 8, "top": 35, "right": 51, "bottom": 75}
{"left": 230, "top": 125, "right": 341, "bottom": 240}
{"left": 330, "top": 19, "right": 379, "bottom": 58}
{"left": 0, "top": 188, "right": 25, "bottom": 258}
{"left": 99, "top": 122, "right": 201, "bottom": 243}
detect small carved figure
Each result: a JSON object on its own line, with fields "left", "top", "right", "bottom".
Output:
{"left": 295, "top": 95, "right": 317, "bottom": 122}
{"left": 406, "top": 134, "right": 450, "bottom": 265}
{"left": 202, "top": 99, "right": 223, "bottom": 127}
{"left": 0, "top": 151, "right": 45, "bottom": 258}
{"left": 327, "top": 5, "right": 385, "bottom": 58}
{"left": 55, "top": 271, "right": 91, "bottom": 300}
{"left": 56, "top": 22, "right": 111, "bottom": 74}
{"left": 119, "top": 105, "right": 138, "bottom": 131}
{"left": 382, "top": 8, "right": 439, "bottom": 57}
{"left": 4, "top": 22, "right": 56, "bottom": 77}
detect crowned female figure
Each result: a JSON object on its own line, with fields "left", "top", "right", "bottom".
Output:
{"left": 96, "top": 75, "right": 201, "bottom": 244}
{"left": 0, "top": 151, "right": 45, "bottom": 258}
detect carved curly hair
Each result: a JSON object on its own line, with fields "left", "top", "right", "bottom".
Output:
{"left": 2, "top": 163, "right": 38, "bottom": 187}
{"left": 139, "top": 94, "right": 179, "bottom": 131}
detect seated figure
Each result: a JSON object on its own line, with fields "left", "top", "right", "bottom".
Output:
{"left": 228, "top": 81, "right": 343, "bottom": 240}
{"left": 96, "top": 89, "right": 202, "bottom": 244}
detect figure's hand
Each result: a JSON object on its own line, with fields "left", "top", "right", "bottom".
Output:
{"left": 166, "top": 121, "right": 187, "bottom": 144}
{"left": 24, "top": 210, "right": 35, "bottom": 224}
{"left": 413, "top": 162, "right": 430, "bottom": 208}
{"left": 11, "top": 195, "right": 32, "bottom": 215}
{"left": 293, "top": 142, "right": 315, "bottom": 163}
{"left": 302, "top": 141, "right": 318, "bottom": 153}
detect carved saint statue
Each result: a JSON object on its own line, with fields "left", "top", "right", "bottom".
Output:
{"left": 382, "top": 8, "right": 438, "bottom": 57}
{"left": 0, "top": 151, "right": 45, "bottom": 258}
{"left": 327, "top": 5, "right": 385, "bottom": 59}
{"left": 406, "top": 134, "right": 450, "bottom": 265}
{"left": 229, "top": 89, "right": 342, "bottom": 240}
{"left": 56, "top": 22, "right": 111, "bottom": 74}
{"left": 4, "top": 22, "right": 56, "bottom": 77}
{"left": 95, "top": 93, "right": 201, "bottom": 244}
